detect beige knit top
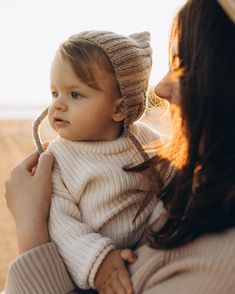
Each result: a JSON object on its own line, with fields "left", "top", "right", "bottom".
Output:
{"left": 47, "top": 122, "right": 163, "bottom": 289}
{"left": 5, "top": 227, "right": 235, "bottom": 293}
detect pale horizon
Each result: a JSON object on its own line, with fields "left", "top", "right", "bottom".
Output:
{"left": 0, "top": 0, "right": 185, "bottom": 115}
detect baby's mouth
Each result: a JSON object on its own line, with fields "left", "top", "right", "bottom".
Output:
{"left": 54, "top": 117, "right": 70, "bottom": 126}
{"left": 54, "top": 116, "right": 68, "bottom": 122}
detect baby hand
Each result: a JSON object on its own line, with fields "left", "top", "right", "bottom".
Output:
{"left": 95, "top": 249, "right": 137, "bottom": 294}
{"left": 120, "top": 249, "right": 137, "bottom": 264}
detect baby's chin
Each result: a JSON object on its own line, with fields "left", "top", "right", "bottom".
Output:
{"left": 58, "top": 134, "right": 104, "bottom": 142}
{"left": 58, "top": 134, "right": 78, "bottom": 141}
{"left": 57, "top": 132, "right": 84, "bottom": 141}
{"left": 51, "top": 126, "right": 75, "bottom": 141}
{"left": 54, "top": 128, "right": 104, "bottom": 141}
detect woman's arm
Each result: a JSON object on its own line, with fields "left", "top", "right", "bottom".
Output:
{"left": 5, "top": 243, "right": 75, "bottom": 294}
{"left": 4, "top": 151, "right": 76, "bottom": 293}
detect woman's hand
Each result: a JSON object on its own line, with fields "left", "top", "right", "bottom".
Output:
{"left": 5, "top": 150, "right": 54, "bottom": 253}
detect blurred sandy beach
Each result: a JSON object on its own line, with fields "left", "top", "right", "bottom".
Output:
{"left": 0, "top": 119, "right": 55, "bottom": 291}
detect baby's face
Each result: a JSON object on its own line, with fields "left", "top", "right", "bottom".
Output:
{"left": 48, "top": 51, "right": 121, "bottom": 141}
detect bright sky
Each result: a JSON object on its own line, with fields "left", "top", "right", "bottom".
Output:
{"left": 0, "top": 0, "right": 185, "bottom": 107}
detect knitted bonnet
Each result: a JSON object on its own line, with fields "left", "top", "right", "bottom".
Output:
{"left": 33, "top": 30, "right": 152, "bottom": 160}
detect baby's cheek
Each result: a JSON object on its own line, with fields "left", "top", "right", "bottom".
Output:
{"left": 48, "top": 115, "right": 53, "bottom": 127}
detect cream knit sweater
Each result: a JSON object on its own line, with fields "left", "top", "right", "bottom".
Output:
{"left": 47, "top": 122, "right": 163, "bottom": 289}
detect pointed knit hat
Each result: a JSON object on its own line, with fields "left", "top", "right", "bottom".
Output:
{"left": 75, "top": 31, "right": 152, "bottom": 126}
{"left": 33, "top": 30, "right": 152, "bottom": 159}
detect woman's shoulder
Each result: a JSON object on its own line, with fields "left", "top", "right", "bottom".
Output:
{"left": 166, "top": 226, "right": 235, "bottom": 268}
{"left": 130, "top": 227, "right": 235, "bottom": 294}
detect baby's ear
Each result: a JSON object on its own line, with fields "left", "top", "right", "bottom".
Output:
{"left": 112, "top": 98, "right": 126, "bottom": 122}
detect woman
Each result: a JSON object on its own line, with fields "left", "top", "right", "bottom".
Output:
{"left": 4, "top": 0, "right": 235, "bottom": 293}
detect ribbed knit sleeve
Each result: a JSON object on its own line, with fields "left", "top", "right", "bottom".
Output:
{"left": 5, "top": 243, "right": 75, "bottom": 294}
{"left": 5, "top": 228, "right": 235, "bottom": 293}
{"left": 49, "top": 163, "right": 115, "bottom": 289}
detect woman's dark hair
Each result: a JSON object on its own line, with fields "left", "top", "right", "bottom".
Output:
{"left": 147, "top": 0, "right": 235, "bottom": 248}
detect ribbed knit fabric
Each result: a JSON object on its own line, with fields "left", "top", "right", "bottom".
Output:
{"left": 130, "top": 227, "right": 235, "bottom": 294}
{"left": 75, "top": 31, "right": 152, "bottom": 126}
{"left": 47, "top": 122, "right": 163, "bottom": 289}
{"left": 4, "top": 243, "right": 75, "bottom": 294}
{"left": 5, "top": 227, "right": 235, "bottom": 293}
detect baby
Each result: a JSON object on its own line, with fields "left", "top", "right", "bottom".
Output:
{"left": 33, "top": 30, "right": 164, "bottom": 291}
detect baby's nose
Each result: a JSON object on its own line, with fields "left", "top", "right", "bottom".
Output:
{"left": 52, "top": 96, "right": 67, "bottom": 111}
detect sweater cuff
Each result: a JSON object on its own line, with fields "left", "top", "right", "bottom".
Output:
{"left": 5, "top": 242, "right": 75, "bottom": 294}
{"left": 88, "top": 243, "right": 115, "bottom": 289}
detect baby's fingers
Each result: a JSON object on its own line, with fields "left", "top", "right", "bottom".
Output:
{"left": 110, "top": 275, "right": 126, "bottom": 294}
{"left": 117, "top": 268, "right": 134, "bottom": 294}
{"left": 120, "top": 249, "right": 137, "bottom": 264}
{"left": 105, "top": 285, "right": 115, "bottom": 294}
{"left": 99, "top": 285, "right": 115, "bottom": 294}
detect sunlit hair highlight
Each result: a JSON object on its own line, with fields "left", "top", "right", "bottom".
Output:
{"left": 150, "top": 0, "right": 235, "bottom": 248}
{"left": 131, "top": 0, "right": 235, "bottom": 249}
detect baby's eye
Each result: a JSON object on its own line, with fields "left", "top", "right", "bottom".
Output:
{"left": 51, "top": 91, "right": 58, "bottom": 98}
{"left": 71, "top": 91, "right": 81, "bottom": 99}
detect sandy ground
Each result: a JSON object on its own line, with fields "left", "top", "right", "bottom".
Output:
{"left": 0, "top": 119, "right": 55, "bottom": 291}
